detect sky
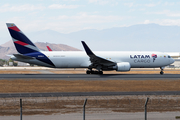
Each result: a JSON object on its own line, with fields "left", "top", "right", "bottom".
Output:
{"left": 1, "top": 0, "right": 180, "bottom": 44}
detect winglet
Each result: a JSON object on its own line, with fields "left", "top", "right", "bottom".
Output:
{"left": 81, "top": 41, "right": 94, "bottom": 56}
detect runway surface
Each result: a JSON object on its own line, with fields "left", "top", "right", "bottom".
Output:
{"left": 0, "top": 74, "right": 180, "bottom": 80}
{"left": 1, "top": 91, "right": 180, "bottom": 98}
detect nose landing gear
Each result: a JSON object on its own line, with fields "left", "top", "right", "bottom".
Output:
{"left": 160, "top": 67, "right": 164, "bottom": 75}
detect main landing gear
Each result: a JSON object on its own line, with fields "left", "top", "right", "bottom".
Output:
{"left": 160, "top": 67, "right": 164, "bottom": 75}
{"left": 86, "top": 70, "right": 103, "bottom": 74}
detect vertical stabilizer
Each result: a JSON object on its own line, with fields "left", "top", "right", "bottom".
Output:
{"left": 47, "top": 46, "right": 52, "bottom": 51}
{"left": 6, "top": 23, "right": 40, "bottom": 54}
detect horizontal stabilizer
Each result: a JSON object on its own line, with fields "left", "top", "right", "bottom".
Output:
{"left": 6, "top": 55, "right": 13, "bottom": 57}
{"left": 13, "top": 54, "right": 34, "bottom": 59}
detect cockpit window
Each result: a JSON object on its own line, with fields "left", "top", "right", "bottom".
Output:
{"left": 168, "top": 56, "right": 171, "bottom": 58}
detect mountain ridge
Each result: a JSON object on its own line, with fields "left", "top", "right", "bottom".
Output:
{"left": 23, "top": 23, "right": 180, "bottom": 52}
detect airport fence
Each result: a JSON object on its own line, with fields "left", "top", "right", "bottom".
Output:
{"left": 0, "top": 95, "right": 180, "bottom": 118}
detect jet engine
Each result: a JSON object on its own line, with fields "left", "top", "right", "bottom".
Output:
{"left": 114, "top": 62, "right": 131, "bottom": 71}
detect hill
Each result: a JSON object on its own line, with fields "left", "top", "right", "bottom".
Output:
{"left": 0, "top": 40, "right": 80, "bottom": 59}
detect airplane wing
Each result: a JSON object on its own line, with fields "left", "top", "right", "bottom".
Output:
{"left": 13, "top": 54, "right": 34, "bottom": 59}
{"left": 81, "top": 41, "right": 116, "bottom": 68}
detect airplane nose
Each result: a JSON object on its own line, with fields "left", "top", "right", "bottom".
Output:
{"left": 171, "top": 58, "right": 175, "bottom": 64}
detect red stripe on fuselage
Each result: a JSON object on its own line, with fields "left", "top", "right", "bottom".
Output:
{"left": 14, "top": 41, "right": 28, "bottom": 46}
{"left": 8, "top": 26, "right": 20, "bottom": 32}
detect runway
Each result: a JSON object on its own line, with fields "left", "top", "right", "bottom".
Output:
{"left": 1, "top": 91, "right": 180, "bottom": 98}
{"left": 0, "top": 74, "right": 180, "bottom": 80}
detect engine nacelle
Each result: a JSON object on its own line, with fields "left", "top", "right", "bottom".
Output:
{"left": 114, "top": 62, "right": 131, "bottom": 71}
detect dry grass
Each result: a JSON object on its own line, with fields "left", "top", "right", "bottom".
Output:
{"left": 1, "top": 79, "right": 180, "bottom": 93}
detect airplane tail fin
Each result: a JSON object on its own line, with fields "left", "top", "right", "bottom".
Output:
{"left": 47, "top": 46, "right": 52, "bottom": 51}
{"left": 6, "top": 23, "right": 40, "bottom": 54}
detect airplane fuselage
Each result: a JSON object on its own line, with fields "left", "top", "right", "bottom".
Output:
{"left": 12, "top": 51, "right": 174, "bottom": 69}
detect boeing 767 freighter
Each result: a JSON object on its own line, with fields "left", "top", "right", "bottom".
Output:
{"left": 6, "top": 23, "right": 174, "bottom": 75}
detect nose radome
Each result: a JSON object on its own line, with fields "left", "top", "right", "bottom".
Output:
{"left": 171, "top": 58, "right": 175, "bottom": 64}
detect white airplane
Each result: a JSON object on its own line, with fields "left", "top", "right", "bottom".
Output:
{"left": 6, "top": 23, "right": 174, "bottom": 75}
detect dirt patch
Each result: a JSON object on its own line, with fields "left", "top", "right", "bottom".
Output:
{"left": 1, "top": 79, "right": 180, "bottom": 93}
{"left": 50, "top": 70, "right": 180, "bottom": 74}
{"left": 0, "top": 70, "right": 40, "bottom": 74}
{"left": 0, "top": 68, "right": 180, "bottom": 74}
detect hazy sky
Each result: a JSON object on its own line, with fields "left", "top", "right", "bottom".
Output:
{"left": 1, "top": 0, "right": 180, "bottom": 44}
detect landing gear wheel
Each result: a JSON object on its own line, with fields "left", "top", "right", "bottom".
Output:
{"left": 86, "top": 70, "right": 91, "bottom": 74}
{"left": 160, "top": 71, "right": 164, "bottom": 75}
{"left": 99, "top": 71, "right": 103, "bottom": 74}
{"left": 94, "top": 71, "right": 103, "bottom": 74}
{"left": 160, "top": 67, "right": 164, "bottom": 75}
{"left": 86, "top": 70, "right": 103, "bottom": 74}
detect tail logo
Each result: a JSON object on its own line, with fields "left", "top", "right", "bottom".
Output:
{"left": 7, "top": 23, "right": 39, "bottom": 54}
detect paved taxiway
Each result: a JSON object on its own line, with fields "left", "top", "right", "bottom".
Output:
{"left": 0, "top": 74, "right": 180, "bottom": 80}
